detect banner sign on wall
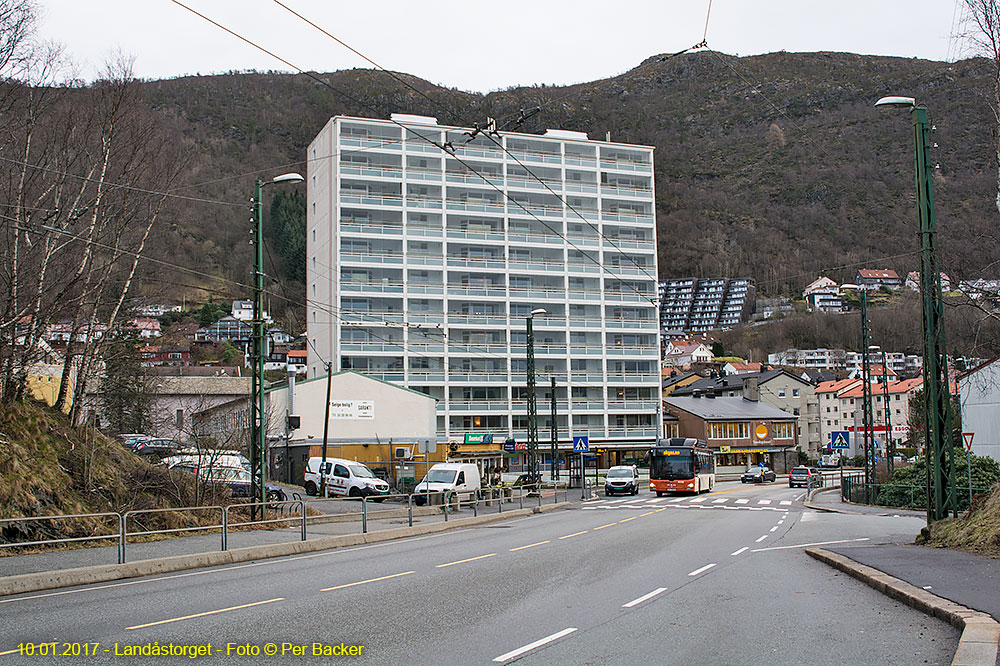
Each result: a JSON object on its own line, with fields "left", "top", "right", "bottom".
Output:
{"left": 329, "top": 400, "right": 375, "bottom": 420}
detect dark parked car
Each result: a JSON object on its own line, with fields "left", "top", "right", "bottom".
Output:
{"left": 789, "top": 466, "right": 821, "bottom": 488}
{"left": 741, "top": 466, "right": 776, "bottom": 484}
{"left": 169, "top": 463, "right": 286, "bottom": 501}
{"left": 131, "top": 438, "right": 179, "bottom": 460}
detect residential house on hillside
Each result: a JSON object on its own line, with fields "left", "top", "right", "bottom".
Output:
{"left": 662, "top": 341, "right": 713, "bottom": 368}
{"left": 661, "top": 370, "right": 703, "bottom": 398}
{"left": 231, "top": 299, "right": 271, "bottom": 323}
{"left": 802, "top": 276, "right": 842, "bottom": 312}
{"left": 194, "top": 316, "right": 252, "bottom": 344}
{"left": 671, "top": 369, "right": 819, "bottom": 456}
{"left": 129, "top": 318, "right": 162, "bottom": 338}
{"left": 957, "top": 357, "right": 1000, "bottom": 464}
{"left": 855, "top": 269, "right": 902, "bottom": 291}
{"left": 722, "top": 361, "right": 763, "bottom": 375}
{"left": 138, "top": 345, "right": 191, "bottom": 367}
{"left": 768, "top": 348, "right": 847, "bottom": 371}
{"left": 904, "top": 271, "right": 951, "bottom": 293}
{"left": 287, "top": 349, "right": 307, "bottom": 374}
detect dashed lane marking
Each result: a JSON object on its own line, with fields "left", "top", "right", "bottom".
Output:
{"left": 509, "top": 540, "right": 550, "bottom": 552}
{"left": 622, "top": 587, "right": 668, "bottom": 608}
{"left": 321, "top": 571, "right": 414, "bottom": 591}
{"left": 755, "top": 535, "right": 768, "bottom": 543}
{"left": 493, "top": 628, "right": 578, "bottom": 663}
{"left": 731, "top": 547, "right": 749, "bottom": 556}
{"left": 126, "top": 598, "right": 284, "bottom": 630}
{"left": 436, "top": 553, "right": 497, "bottom": 568}
{"left": 687, "top": 563, "right": 717, "bottom": 576}
{"left": 593, "top": 522, "right": 617, "bottom": 530}
{"left": 558, "top": 531, "right": 588, "bottom": 540}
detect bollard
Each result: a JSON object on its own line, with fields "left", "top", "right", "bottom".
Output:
{"left": 362, "top": 496, "right": 368, "bottom": 534}
{"left": 221, "top": 508, "right": 228, "bottom": 552}
{"left": 537, "top": 485, "right": 542, "bottom": 508}
{"left": 300, "top": 500, "right": 307, "bottom": 541}
{"left": 444, "top": 492, "right": 449, "bottom": 522}
{"left": 473, "top": 490, "right": 478, "bottom": 517}
{"left": 519, "top": 487, "right": 523, "bottom": 510}
{"left": 499, "top": 488, "right": 503, "bottom": 513}
{"left": 408, "top": 494, "right": 413, "bottom": 527}
{"left": 118, "top": 514, "right": 126, "bottom": 564}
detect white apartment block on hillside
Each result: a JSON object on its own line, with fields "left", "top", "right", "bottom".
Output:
{"left": 306, "top": 114, "right": 660, "bottom": 449}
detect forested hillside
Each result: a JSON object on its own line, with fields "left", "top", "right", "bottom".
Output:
{"left": 132, "top": 52, "right": 999, "bottom": 311}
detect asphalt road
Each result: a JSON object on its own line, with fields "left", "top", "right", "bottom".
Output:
{"left": 0, "top": 480, "right": 959, "bottom": 665}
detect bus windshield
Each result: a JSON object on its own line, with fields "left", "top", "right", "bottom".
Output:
{"left": 650, "top": 452, "right": 694, "bottom": 480}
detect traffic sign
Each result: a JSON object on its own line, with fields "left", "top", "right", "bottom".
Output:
{"left": 963, "top": 432, "right": 974, "bottom": 452}
{"left": 572, "top": 436, "right": 590, "bottom": 452}
{"left": 503, "top": 439, "right": 516, "bottom": 453}
{"left": 830, "top": 431, "right": 850, "bottom": 449}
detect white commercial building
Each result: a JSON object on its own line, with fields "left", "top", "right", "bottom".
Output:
{"left": 306, "top": 114, "right": 660, "bottom": 451}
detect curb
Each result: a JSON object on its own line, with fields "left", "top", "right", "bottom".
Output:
{"left": 806, "top": 547, "right": 1000, "bottom": 666}
{"left": 0, "top": 502, "right": 571, "bottom": 598}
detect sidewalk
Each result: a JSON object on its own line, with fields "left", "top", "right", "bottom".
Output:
{"left": 806, "top": 487, "right": 1000, "bottom": 666}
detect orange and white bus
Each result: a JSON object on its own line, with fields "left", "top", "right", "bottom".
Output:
{"left": 648, "top": 438, "right": 716, "bottom": 495}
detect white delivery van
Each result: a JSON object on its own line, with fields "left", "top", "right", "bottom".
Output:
{"left": 303, "top": 457, "right": 390, "bottom": 499}
{"left": 413, "top": 462, "right": 481, "bottom": 505}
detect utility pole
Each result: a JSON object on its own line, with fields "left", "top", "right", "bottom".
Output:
{"left": 525, "top": 309, "right": 545, "bottom": 485}
{"left": 882, "top": 350, "right": 894, "bottom": 477}
{"left": 319, "top": 361, "right": 333, "bottom": 498}
{"left": 550, "top": 376, "right": 557, "bottom": 482}
{"left": 859, "top": 290, "right": 876, "bottom": 498}
{"left": 250, "top": 173, "right": 302, "bottom": 515}
{"left": 250, "top": 179, "right": 266, "bottom": 519}
{"left": 875, "top": 96, "right": 956, "bottom": 522}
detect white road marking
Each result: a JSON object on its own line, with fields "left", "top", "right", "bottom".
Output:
{"left": 777, "top": 520, "right": 784, "bottom": 525}
{"left": 645, "top": 498, "right": 665, "bottom": 504}
{"left": 731, "top": 547, "right": 749, "bottom": 556}
{"left": 794, "top": 492, "right": 806, "bottom": 501}
{"left": 712, "top": 498, "right": 727, "bottom": 504}
{"left": 758, "top": 499, "right": 772, "bottom": 505}
{"left": 769, "top": 526, "right": 779, "bottom": 532}
{"left": 622, "top": 587, "right": 668, "bottom": 608}
{"left": 780, "top": 500, "right": 792, "bottom": 506}
{"left": 670, "top": 497, "right": 685, "bottom": 503}
{"left": 688, "top": 563, "right": 717, "bottom": 576}
{"left": 800, "top": 512, "right": 819, "bottom": 522}
{"left": 610, "top": 498, "right": 631, "bottom": 504}
{"left": 493, "top": 628, "right": 578, "bottom": 662}
{"left": 751, "top": 537, "right": 871, "bottom": 552}
{"left": 735, "top": 499, "right": 749, "bottom": 504}
{"left": 689, "top": 497, "right": 706, "bottom": 503}
{"left": 755, "top": 535, "right": 768, "bottom": 542}
{"left": 923, "top": 585, "right": 933, "bottom": 590}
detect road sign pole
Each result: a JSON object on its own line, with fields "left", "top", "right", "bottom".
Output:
{"left": 580, "top": 452, "right": 585, "bottom": 500}
{"left": 964, "top": 432, "right": 974, "bottom": 511}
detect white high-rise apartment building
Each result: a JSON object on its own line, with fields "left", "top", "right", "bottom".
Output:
{"left": 306, "top": 114, "right": 660, "bottom": 449}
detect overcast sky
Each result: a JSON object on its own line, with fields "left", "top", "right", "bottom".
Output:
{"left": 35, "top": 1, "right": 966, "bottom": 92}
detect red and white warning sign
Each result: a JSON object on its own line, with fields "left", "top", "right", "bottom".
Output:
{"left": 963, "top": 432, "right": 974, "bottom": 452}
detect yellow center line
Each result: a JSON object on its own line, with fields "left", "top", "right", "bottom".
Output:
{"left": 0, "top": 647, "right": 27, "bottom": 657}
{"left": 639, "top": 511, "right": 654, "bottom": 517}
{"left": 509, "top": 540, "right": 550, "bottom": 552}
{"left": 436, "top": 553, "right": 496, "bottom": 568}
{"left": 126, "top": 598, "right": 284, "bottom": 630}
{"left": 321, "top": 571, "right": 414, "bottom": 591}
{"left": 558, "top": 531, "right": 588, "bottom": 540}
{"left": 593, "top": 522, "right": 617, "bottom": 530}
{"left": 619, "top": 516, "right": 637, "bottom": 523}
{"left": 655, "top": 507, "right": 667, "bottom": 512}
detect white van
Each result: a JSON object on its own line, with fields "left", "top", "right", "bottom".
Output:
{"left": 413, "top": 462, "right": 481, "bottom": 505}
{"left": 303, "top": 457, "right": 390, "bottom": 499}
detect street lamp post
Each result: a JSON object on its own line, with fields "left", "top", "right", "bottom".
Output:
{"left": 875, "top": 96, "right": 956, "bottom": 522}
{"left": 250, "top": 173, "right": 303, "bottom": 514}
{"left": 525, "top": 308, "right": 546, "bottom": 486}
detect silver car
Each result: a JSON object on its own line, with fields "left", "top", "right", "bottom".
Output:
{"left": 604, "top": 466, "right": 640, "bottom": 496}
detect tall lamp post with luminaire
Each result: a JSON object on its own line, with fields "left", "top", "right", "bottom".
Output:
{"left": 250, "top": 173, "right": 304, "bottom": 515}
{"left": 874, "top": 96, "right": 956, "bottom": 523}
{"left": 525, "top": 308, "right": 546, "bottom": 486}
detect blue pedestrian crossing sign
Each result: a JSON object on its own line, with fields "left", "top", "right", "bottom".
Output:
{"left": 573, "top": 436, "right": 590, "bottom": 452}
{"left": 830, "top": 431, "right": 850, "bottom": 449}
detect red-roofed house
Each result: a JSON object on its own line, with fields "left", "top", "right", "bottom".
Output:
{"left": 855, "top": 269, "right": 902, "bottom": 291}
{"left": 287, "top": 349, "right": 307, "bottom": 374}
{"left": 817, "top": 377, "right": 922, "bottom": 457}
{"left": 722, "top": 361, "right": 763, "bottom": 375}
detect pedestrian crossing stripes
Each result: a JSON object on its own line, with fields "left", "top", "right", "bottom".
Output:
{"left": 581, "top": 496, "right": 798, "bottom": 511}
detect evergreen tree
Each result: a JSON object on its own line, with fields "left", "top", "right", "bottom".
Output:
{"left": 99, "top": 327, "right": 152, "bottom": 434}
{"left": 269, "top": 189, "right": 306, "bottom": 283}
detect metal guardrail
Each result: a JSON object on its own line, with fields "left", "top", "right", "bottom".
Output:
{"left": 0, "top": 483, "right": 568, "bottom": 565}
{"left": 841, "top": 472, "right": 990, "bottom": 511}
